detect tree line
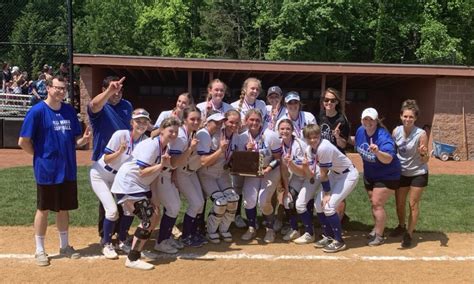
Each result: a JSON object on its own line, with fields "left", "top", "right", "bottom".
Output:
{"left": 1, "top": 0, "right": 473, "bottom": 77}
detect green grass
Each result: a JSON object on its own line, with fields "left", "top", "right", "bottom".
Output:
{"left": 1, "top": 166, "right": 473, "bottom": 233}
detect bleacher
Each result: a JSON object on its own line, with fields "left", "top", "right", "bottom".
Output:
{"left": 0, "top": 91, "right": 29, "bottom": 148}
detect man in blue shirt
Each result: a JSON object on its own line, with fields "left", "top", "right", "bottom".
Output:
{"left": 19, "top": 75, "right": 90, "bottom": 266}
{"left": 87, "top": 76, "right": 133, "bottom": 242}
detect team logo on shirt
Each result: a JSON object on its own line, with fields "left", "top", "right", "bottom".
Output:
{"left": 53, "top": 119, "right": 71, "bottom": 133}
{"left": 357, "top": 143, "right": 376, "bottom": 163}
{"left": 320, "top": 123, "right": 333, "bottom": 142}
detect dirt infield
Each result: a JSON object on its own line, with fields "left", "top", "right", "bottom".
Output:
{"left": 1, "top": 226, "right": 473, "bottom": 283}
{"left": 1, "top": 149, "right": 473, "bottom": 175}
{"left": 1, "top": 150, "right": 472, "bottom": 283}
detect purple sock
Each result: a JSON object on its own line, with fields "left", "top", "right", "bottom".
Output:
{"left": 317, "top": 213, "right": 334, "bottom": 238}
{"left": 306, "top": 199, "right": 314, "bottom": 216}
{"left": 157, "top": 214, "right": 177, "bottom": 243}
{"left": 326, "top": 213, "right": 343, "bottom": 242}
{"left": 181, "top": 213, "right": 195, "bottom": 238}
{"left": 118, "top": 215, "right": 134, "bottom": 242}
{"left": 299, "top": 210, "right": 314, "bottom": 235}
{"left": 103, "top": 218, "right": 116, "bottom": 244}
{"left": 285, "top": 209, "right": 298, "bottom": 230}
{"left": 245, "top": 207, "right": 257, "bottom": 228}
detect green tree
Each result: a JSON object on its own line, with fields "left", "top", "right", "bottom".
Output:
{"left": 8, "top": 0, "right": 67, "bottom": 76}
{"left": 74, "top": 0, "right": 145, "bottom": 55}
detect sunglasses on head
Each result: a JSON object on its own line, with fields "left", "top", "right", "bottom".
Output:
{"left": 324, "top": 98, "right": 337, "bottom": 103}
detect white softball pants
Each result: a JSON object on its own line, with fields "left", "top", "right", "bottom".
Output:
{"left": 315, "top": 166, "right": 359, "bottom": 216}
{"left": 90, "top": 162, "right": 119, "bottom": 221}
{"left": 175, "top": 169, "right": 205, "bottom": 218}
{"left": 242, "top": 167, "right": 280, "bottom": 215}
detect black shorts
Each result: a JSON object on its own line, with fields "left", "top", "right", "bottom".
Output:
{"left": 400, "top": 173, "right": 429, "bottom": 188}
{"left": 37, "top": 181, "right": 78, "bottom": 212}
{"left": 364, "top": 176, "right": 400, "bottom": 191}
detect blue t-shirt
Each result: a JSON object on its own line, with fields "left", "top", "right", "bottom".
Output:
{"left": 20, "top": 101, "right": 82, "bottom": 185}
{"left": 355, "top": 126, "right": 401, "bottom": 181}
{"left": 88, "top": 99, "right": 132, "bottom": 161}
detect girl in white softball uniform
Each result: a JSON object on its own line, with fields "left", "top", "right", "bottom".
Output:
{"left": 196, "top": 79, "right": 233, "bottom": 119}
{"left": 168, "top": 106, "right": 206, "bottom": 248}
{"left": 89, "top": 108, "right": 150, "bottom": 259}
{"left": 277, "top": 91, "right": 316, "bottom": 139}
{"left": 196, "top": 112, "right": 240, "bottom": 244}
{"left": 304, "top": 124, "right": 359, "bottom": 253}
{"left": 279, "top": 119, "right": 319, "bottom": 244}
{"left": 111, "top": 116, "right": 181, "bottom": 270}
{"left": 238, "top": 109, "right": 282, "bottom": 243}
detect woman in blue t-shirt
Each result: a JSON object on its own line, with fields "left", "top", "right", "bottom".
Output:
{"left": 355, "top": 108, "right": 401, "bottom": 246}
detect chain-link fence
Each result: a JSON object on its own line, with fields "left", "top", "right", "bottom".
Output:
{"left": 0, "top": 0, "right": 73, "bottom": 117}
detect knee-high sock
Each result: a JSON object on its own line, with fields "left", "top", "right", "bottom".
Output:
{"left": 326, "top": 213, "right": 343, "bottom": 242}
{"left": 317, "top": 213, "right": 334, "bottom": 238}
{"left": 118, "top": 215, "right": 134, "bottom": 242}
{"left": 299, "top": 210, "right": 314, "bottom": 235}
{"left": 236, "top": 194, "right": 243, "bottom": 217}
{"left": 245, "top": 207, "right": 257, "bottom": 228}
{"left": 102, "top": 218, "right": 116, "bottom": 244}
{"left": 181, "top": 213, "right": 195, "bottom": 239}
{"left": 157, "top": 214, "right": 177, "bottom": 243}
{"left": 306, "top": 199, "right": 314, "bottom": 216}
{"left": 285, "top": 209, "right": 298, "bottom": 230}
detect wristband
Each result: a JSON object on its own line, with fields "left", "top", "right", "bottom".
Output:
{"left": 269, "top": 159, "right": 280, "bottom": 170}
{"left": 321, "top": 180, "right": 331, "bottom": 192}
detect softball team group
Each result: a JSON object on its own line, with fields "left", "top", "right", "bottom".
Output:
{"left": 88, "top": 77, "right": 429, "bottom": 270}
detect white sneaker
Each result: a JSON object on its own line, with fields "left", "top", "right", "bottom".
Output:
{"left": 102, "top": 243, "right": 118, "bottom": 259}
{"left": 125, "top": 258, "right": 154, "bottom": 270}
{"left": 241, "top": 226, "right": 257, "bottom": 241}
{"left": 234, "top": 215, "right": 247, "bottom": 228}
{"left": 282, "top": 229, "right": 301, "bottom": 241}
{"left": 169, "top": 238, "right": 184, "bottom": 250}
{"left": 280, "top": 224, "right": 291, "bottom": 236}
{"left": 273, "top": 218, "right": 283, "bottom": 232}
{"left": 220, "top": 231, "right": 233, "bottom": 243}
{"left": 141, "top": 250, "right": 158, "bottom": 260}
{"left": 293, "top": 232, "right": 315, "bottom": 244}
{"left": 117, "top": 241, "right": 131, "bottom": 254}
{"left": 154, "top": 239, "right": 178, "bottom": 254}
{"left": 264, "top": 228, "right": 275, "bottom": 243}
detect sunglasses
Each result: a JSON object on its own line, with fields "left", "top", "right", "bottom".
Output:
{"left": 324, "top": 98, "right": 337, "bottom": 103}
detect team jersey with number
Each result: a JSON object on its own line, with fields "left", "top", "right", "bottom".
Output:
{"left": 98, "top": 129, "right": 147, "bottom": 171}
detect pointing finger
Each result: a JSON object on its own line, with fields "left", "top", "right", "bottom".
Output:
{"left": 335, "top": 122, "right": 341, "bottom": 130}
{"left": 370, "top": 138, "right": 373, "bottom": 145}
{"left": 118, "top": 77, "right": 126, "bottom": 84}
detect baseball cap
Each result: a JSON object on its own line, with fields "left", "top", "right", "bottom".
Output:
{"left": 284, "top": 91, "right": 300, "bottom": 103}
{"left": 132, "top": 109, "right": 150, "bottom": 120}
{"left": 206, "top": 113, "right": 226, "bottom": 123}
{"left": 267, "top": 86, "right": 282, "bottom": 97}
{"left": 361, "top": 107, "right": 378, "bottom": 120}
{"left": 12, "top": 66, "right": 20, "bottom": 73}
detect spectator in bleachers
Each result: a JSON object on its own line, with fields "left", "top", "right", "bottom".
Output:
{"left": 56, "top": 62, "right": 69, "bottom": 78}
{"left": 30, "top": 73, "right": 48, "bottom": 106}
{"left": 2, "top": 62, "right": 12, "bottom": 93}
{"left": 42, "top": 64, "right": 53, "bottom": 81}
{"left": 11, "top": 66, "right": 24, "bottom": 94}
